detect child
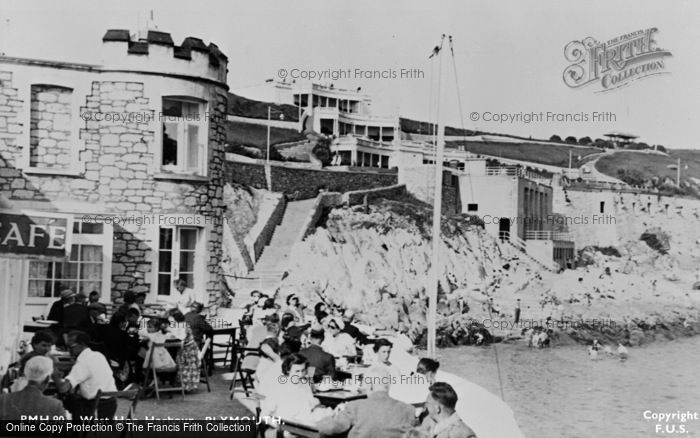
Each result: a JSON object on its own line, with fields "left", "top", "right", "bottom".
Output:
{"left": 143, "top": 319, "right": 176, "bottom": 369}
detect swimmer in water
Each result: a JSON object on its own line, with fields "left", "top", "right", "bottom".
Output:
{"left": 617, "top": 343, "right": 629, "bottom": 361}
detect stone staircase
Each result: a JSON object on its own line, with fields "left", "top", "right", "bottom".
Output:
{"left": 497, "top": 232, "right": 559, "bottom": 273}
{"left": 234, "top": 198, "right": 317, "bottom": 297}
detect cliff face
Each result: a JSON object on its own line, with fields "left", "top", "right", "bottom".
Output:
{"left": 280, "top": 196, "right": 700, "bottom": 346}
{"left": 282, "top": 198, "right": 546, "bottom": 334}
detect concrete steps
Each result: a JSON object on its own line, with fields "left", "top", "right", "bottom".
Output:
{"left": 235, "top": 199, "right": 316, "bottom": 295}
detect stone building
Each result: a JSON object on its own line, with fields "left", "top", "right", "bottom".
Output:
{"left": 0, "top": 29, "right": 229, "bottom": 319}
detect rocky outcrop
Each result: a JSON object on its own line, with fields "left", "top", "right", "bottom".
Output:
{"left": 277, "top": 195, "right": 700, "bottom": 347}
{"left": 640, "top": 228, "right": 671, "bottom": 254}
{"left": 281, "top": 197, "right": 546, "bottom": 337}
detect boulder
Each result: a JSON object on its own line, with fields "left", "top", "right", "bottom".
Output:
{"left": 640, "top": 228, "right": 671, "bottom": 254}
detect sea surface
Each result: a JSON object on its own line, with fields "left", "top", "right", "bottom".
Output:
{"left": 436, "top": 336, "right": 700, "bottom": 438}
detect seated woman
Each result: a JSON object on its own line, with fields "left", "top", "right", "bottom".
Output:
{"left": 390, "top": 357, "right": 439, "bottom": 406}
{"left": 256, "top": 321, "right": 282, "bottom": 381}
{"left": 259, "top": 354, "right": 330, "bottom": 435}
{"left": 314, "top": 302, "right": 328, "bottom": 325}
{"left": 321, "top": 317, "right": 356, "bottom": 358}
{"left": 284, "top": 294, "right": 306, "bottom": 324}
{"left": 415, "top": 358, "right": 440, "bottom": 385}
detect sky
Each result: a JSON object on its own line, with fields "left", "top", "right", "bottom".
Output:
{"left": 1, "top": 0, "right": 699, "bottom": 149}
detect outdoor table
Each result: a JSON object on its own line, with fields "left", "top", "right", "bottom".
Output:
{"left": 277, "top": 418, "right": 321, "bottom": 438}
{"left": 23, "top": 320, "right": 57, "bottom": 333}
{"left": 314, "top": 389, "right": 367, "bottom": 408}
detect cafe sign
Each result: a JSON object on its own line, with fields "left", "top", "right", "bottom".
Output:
{"left": 0, "top": 211, "right": 69, "bottom": 258}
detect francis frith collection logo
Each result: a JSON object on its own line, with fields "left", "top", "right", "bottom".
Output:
{"left": 563, "top": 28, "right": 672, "bottom": 92}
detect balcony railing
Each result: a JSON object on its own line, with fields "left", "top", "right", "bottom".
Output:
{"left": 333, "top": 135, "right": 395, "bottom": 150}
{"left": 524, "top": 230, "right": 572, "bottom": 241}
{"left": 485, "top": 166, "right": 552, "bottom": 186}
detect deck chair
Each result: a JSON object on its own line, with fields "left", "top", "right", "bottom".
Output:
{"left": 198, "top": 337, "right": 211, "bottom": 392}
{"left": 142, "top": 342, "right": 185, "bottom": 400}
{"left": 90, "top": 384, "right": 141, "bottom": 438}
{"left": 228, "top": 343, "right": 259, "bottom": 399}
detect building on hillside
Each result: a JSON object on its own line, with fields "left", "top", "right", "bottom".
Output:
{"left": 0, "top": 28, "right": 229, "bottom": 321}
{"left": 457, "top": 160, "right": 574, "bottom": 268}
{"left": 400, "top": 159, "right": 575, "bottom": 269}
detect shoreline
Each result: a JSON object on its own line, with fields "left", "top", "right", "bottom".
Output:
{"left": 414, "top": 311, "right": 700, "bottom": 349}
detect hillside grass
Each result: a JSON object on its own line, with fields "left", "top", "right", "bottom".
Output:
{"left": 227, "top": 92, "right": 300, "bottom": 122}
{"left": 447, "top": 141, "right": 603, "bottom": 168}
{"left": 596, "top": 150, "right": 700, "bottom": 185}
{"left": 224, "top": 120, "right": 307, "bottom": 158}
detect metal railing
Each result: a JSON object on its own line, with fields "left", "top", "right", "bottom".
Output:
{"left": 485, "top": 166, "right": 552, "bottom": 186}
{"left": 524, "top": 230, "right": 573, "bottom": 241}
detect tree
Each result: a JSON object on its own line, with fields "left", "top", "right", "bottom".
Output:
{"left": 312, "top": 137, "right": 332, "bottom": 166}
{"left": 656, "top": 145, "right": 667, "bottom": 153}
{"left": 565, "top": 136, "right": 578, "bottom": 144}
{"left": 578, "top": 136, "right": 592, "bottom": 145}
{"left": 550, "top": 135, "right": 562, "bottom": 142}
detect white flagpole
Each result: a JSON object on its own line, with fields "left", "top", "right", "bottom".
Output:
{"left": 427, "top": 36, "right": 445, "bottom": 358}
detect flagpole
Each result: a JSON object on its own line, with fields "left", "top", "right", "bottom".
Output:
{"left": 427, "top": 35, "right": 445, "bottom": 358}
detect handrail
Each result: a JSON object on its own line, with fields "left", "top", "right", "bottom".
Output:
{"left": 524, "top": 230, "right": 572, "bottom": 241}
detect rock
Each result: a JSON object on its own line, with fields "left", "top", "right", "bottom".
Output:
{"left": 628, "top": 328, "right": 646, "bottom": 346}
{"left": 640, "top": 228, "right": 671, "bottom": 254}
{"left": 692, "top": 281, "right": 700, "bottom": 290}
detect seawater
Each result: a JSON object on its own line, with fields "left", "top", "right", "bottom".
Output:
{"left": 437, "top": 336, "right": 700, "bottom": 438}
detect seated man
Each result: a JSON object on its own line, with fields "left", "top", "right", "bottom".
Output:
{"left": 52, "top": 331, "right": 118, "bottom": 420}
{"left": 63, "top": 295, "right": 91, "bottom": 332}
{"left": 168, "top": 278, "right": 207, "bottom": 315}
{"left": 18, "top": 330, "right": 55, "bottom": 373}
{"left": 317, "top": 366, "right": 416, "bottom": 438}
{"left": 299, "top": 328, "right": 336, "bottom": 383}
{"left": 420, "top": 382, "right": 477, "bottom": 438}
{"left": 0, "top": 356, "right": 67, "bottom": 420}
{"left": 47, "top": 289, "right": 75, "bottom": 324}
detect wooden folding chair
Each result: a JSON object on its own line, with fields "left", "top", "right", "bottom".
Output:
{"left": 142, "top": 342, "right": 185, "bottom": 400}
{"left": 228, "top": 343, "right": 259, "bottom": 399}
{"left": 199, "top": 337, "right": 211, "bottom": 392}
{"left": 90, "top": 384, "right": 141, "bottom": 438}
{"left": 210, "top": 327, "right": 237, "bottom": 371}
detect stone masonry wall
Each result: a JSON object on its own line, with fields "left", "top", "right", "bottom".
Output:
{"left": 29, "top": 85, "right": 73, "bottom": 169}
{"left": 225, "top": 161, "right": 399, "bottom": 199}
{"left": 0, "top": 69, "right": 227, "bottom": 304}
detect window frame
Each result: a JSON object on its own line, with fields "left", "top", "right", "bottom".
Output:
{"left": 158, "top": 96, "right": 208, "bottom": 177}
{"left": 151, "top": 223, "right": 207, "bottom": 300}
{"left": 25, "top": 221, "right": 113, "bottom": 305}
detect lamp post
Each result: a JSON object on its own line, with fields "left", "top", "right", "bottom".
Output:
{"left": 266, "top": 107, "right": 285, "bottom": 190}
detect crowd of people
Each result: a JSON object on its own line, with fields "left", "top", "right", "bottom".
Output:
{"left": 0, "top": 278, "right": 213, "bottom": 421}
{"left": 239, "top": 290, "right": 478, "bottom": 438}
{"left": 1, "top": 284, "right": 480, "bottom": 437}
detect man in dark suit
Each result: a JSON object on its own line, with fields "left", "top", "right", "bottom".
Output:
{"left": 0, "top": 356, "right": 67, "bottom": 419}
{"left": 299, "top": 329, "right": 336, "bottom": 383}
{"left": 317, "top": 366, "right": 417, "bottom": 438}
{"left": 63, "top": 295, "right": 91, "bottom": 332}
